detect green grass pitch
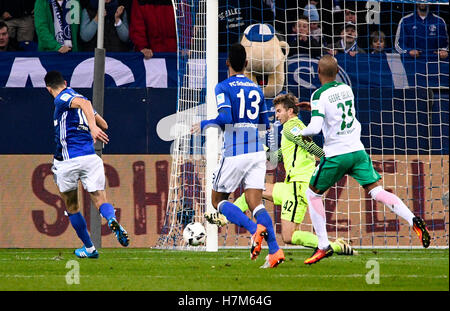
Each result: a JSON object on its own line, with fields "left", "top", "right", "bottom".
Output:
{"left": 0, "top": 248, "right": 448, "bottom": 291}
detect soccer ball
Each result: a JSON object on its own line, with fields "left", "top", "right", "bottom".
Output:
{"left": 183, "top": 222, "right": 206, "bottom": 246}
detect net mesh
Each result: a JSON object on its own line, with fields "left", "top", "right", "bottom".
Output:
{"left": 157, "top": 0, "right": 449, "bottom": 249}
{"left": 156, "top": 0, "right": 208, "bottom": 249}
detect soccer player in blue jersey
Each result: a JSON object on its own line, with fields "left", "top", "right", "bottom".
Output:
{"left": 192, "top": 43, "right": 285, "bottom": 268}
{"left": 44, "top": 70, "right": 129, "bottom": 258}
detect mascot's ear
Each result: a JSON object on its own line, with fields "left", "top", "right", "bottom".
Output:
{"left": 297, "top": 101, "right": 311, "bottom": 111}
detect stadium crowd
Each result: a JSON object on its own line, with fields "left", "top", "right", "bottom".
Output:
{"left": 0, "top": 0, "right": 448, "bottom": 60}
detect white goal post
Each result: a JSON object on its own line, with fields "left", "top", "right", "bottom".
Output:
{"left": 205, "top": 0, "right": 219, "bottom": 252}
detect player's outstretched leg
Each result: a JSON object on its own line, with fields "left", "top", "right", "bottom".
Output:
{"left": 291, "top": 231, "right": 357, "bottom": 255}
{"left": 368, "top": 186, "right": 430, "bottom": 248}
{"left": 68, "top": 212, "right": 99, "bottom": 258}
{"left": 108, "top": 218, "right": 130, "bottom": 247}
{"left": 412, "top": 217, "right": 430, "bottom": 248}
{"left": 99, "top": 203, "right": 130, "bottom": 247}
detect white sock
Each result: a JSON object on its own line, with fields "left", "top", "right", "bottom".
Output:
{"left": 369, "top": 186, "right": 415, "bottom": 226}
{"left": 306, "top": 188, "right": 329, "bottom": 250}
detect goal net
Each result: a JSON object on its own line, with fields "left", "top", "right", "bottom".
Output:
{"left": 156, "top": 0, "right": 449, "bottom": 249}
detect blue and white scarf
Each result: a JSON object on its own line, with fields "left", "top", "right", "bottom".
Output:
{"left": 50, "top": 0, "right": 72, "bottom": 47}
{"left": 340, "top": 39, "right": 358, "bottom": 53}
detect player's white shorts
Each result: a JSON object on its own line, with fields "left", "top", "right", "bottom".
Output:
{"left": 52, "top": 154, "right": 105, "bottom": 193}
{"left": 212, "top": 151, "right": 266, "bottom": 193}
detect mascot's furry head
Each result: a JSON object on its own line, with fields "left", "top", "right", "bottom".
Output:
{"left": 241, "top": 24, "right": 289, "bottom": 98}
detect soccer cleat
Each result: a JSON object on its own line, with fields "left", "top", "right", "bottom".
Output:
{"left": 74, "top": 246, "right": 99, "bottom": 259}
{"left": 304, "top": 245, "right": 334, "bottom": 265}
{"left": 204, "top": 212, "right": 228, "bottom": 227}
{"left": 250, "top": 224, "right": 267, "bottom": 260}
{"left": 412, "top": 217, "right": 430, "bottom": 248}
{"left": 335, "top": 238, "right": 358, "bottom": 256}
{"left": 108, "top": 218, "right": 130, "bottom": 247}
{"left": 260, "top": 249, "right": 285, "bottom": 269}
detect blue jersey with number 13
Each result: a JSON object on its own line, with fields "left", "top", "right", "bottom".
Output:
{"left": 215, "top": 74, "right": 269, "bottom": 157}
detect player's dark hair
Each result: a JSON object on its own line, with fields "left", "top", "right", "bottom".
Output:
{"left": 44, "top": 70, "right": 65, "bottom": 89}
{"left": 273, "top": 93, "right": 299, "bottom": 115}
{"left": 228, "top": 43, "right": 247, "bottom": 72}
{"left": 0, "top": 21, "right": 8, "bottom": 31}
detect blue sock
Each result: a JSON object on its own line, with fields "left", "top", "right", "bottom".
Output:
{"left": 219, "top": 201, "right": 257, "bottom": 234}
{"left": 68, "top": 212, "right": 93, "bottom": 248}
{"left": 99, "top": 203, "right": 116, "bottom": 221}
{"left": 254, "top": 208, "right": 279, "bottom": 254}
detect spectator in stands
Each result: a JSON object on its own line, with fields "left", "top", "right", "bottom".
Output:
{"left": 288, "top": 16, "right": 322, "bottom": 58}
{"left": 34, "top": 0, "right": 80, "bottom": 52}
{"left": 218, "top": 0, "right": 274, "bottom": 53}
{"left": 370, "top": 30, "right": 387, "bottom": 54}
{"left": 395, "top": 3, "right": 448, "bottom": 60}
{"left": 80, "top": 0, "right": 130, "bottom": 52}
{"left": 333, "top": 0, "right": 342, "bottom": 11}
{"left": 303, "top": 0, "right": 325, "bottom": 46}
{"left": 303, "top": 1, "right": 319, "bottom": 23}
{"left": 344, "top": 8, "right": 357, "bottom": 24}
{"left": 118, "top": 0, "right": 132, "bottom": 24}
{"left": 329, "top": 23, "right": 365, "bottom": 56}
{"left": 0, "top": 21, "right": 23, "bottom": 51}
{"left": 129, "top": 0, "right": 176, "bottom": 59}
{"left": 0, "top": 0, "right": 35, "bottom": 42}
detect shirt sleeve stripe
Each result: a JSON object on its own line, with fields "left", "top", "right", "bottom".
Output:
{"left": 311, "top": 110, "right": 324, "bottom": 117}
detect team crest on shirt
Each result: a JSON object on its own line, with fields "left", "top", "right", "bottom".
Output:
{"left": 429, "top": 24, "right": 437, "bottom": 36}
{"left": 290, "top": 126, "right": 302, "bottom": 136}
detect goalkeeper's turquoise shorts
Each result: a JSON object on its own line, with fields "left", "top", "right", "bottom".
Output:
{"left": 310, "top": 150, "right": 381, "bottom": 192}
{"left": 273, "top": 181, "right": 308, "bottom": 224}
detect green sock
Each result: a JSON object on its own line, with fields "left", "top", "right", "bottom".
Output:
{"left": 234, "top": 193, "right": 249, "bottom": 213}
{"left": 291, "top": 231, "right": 342, "bottom": 253}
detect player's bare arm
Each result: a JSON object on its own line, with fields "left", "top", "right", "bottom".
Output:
{"left": 71, "top": 97, "right": 109, "bottom": 144}
{"left": 95, "top": 113, "right": 108, "bottom": 131}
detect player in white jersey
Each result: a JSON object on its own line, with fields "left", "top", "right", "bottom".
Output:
{"left": 298, "top": 55, "right": 430, "bottom": 264}
{"left": 193, "top": 43, "right": 285, "bottom": 268}
{"left": 45, "top": 71, "right": 129, "bottom": 258}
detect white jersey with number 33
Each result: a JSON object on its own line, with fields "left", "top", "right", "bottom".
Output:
{"left": 310, "top": 81, "right": 365, "bottom": 157}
